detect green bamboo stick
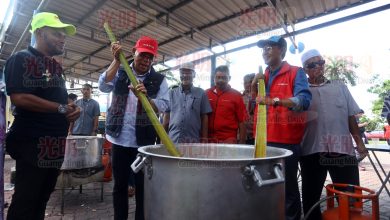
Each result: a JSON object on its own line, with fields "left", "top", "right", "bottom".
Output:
{"left": 254, "top": 66, "right": 267, "bottom": 158}
{"left": 103, "top": 22, "right": 181, "bottom": 157}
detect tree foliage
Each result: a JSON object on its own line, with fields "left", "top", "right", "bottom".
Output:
{"left": 164, "top": 70, "right": 180, "bottom": 88}
{"left": 367, "top": 76, "right": 390, "bottom": 116}
{"left": 360, "top": 115, "right": 383, "bottom": 132}
{"left": 365, "top": 75, "right": 390, "bottom": 130}
{"left": 155, "top": 66, "right": 180, "bottom": 88}
{"left": 324, "top": 56, "right": 359, "bottom": 86}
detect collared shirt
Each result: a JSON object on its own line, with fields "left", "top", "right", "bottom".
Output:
{"left": 4, "top": 46, "right": 68, "bottom": 137}
{"left": 267, "top": 67, "right": 311, "bottom": 111}
{"left": 166, "top": 85, "right": 212, "bottom": 143}
{"left": 72, "top": 98, "right": 100, "bottom": 135}
{"left": 207, "top": 85, "right": 248, "bottom": 143}
{"left": 98, "top": 63, "right": 169, "bottom": 147}
{"left": 301, "top": 80, "right": 360, "bottom": 156}
{"left": 242, "top": 91, "right": 255, "bottom": 139}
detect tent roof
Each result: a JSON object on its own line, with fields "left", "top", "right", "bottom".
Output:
{"left": 0, "top": 0, "right": 375, "bottom": 81}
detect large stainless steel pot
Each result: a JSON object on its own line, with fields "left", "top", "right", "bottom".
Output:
{"left": 131, "top": 144, "right": 292, "bottom": 220}
{"left": 61, "top": 136, "right": 103, "bottom": 170}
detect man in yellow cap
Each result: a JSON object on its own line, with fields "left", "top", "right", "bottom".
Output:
{"left": 4, "top": 12, "right": 80, "bottom": 220}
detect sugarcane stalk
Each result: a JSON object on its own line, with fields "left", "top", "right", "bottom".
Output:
{"left": 103, "top": 22, "right": 180, "bottom": 157}
{"left": 254, "top": 66, "right": 267, "bottom": 158}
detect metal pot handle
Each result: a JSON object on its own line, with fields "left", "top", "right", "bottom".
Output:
{"left": 243, "top": 163, "right": 284, "bottom": 188}
{"left": 75, "top": 140, "right": 89, "bottom": 149}
{"left": 131, "top": 154, "right": 147, "bottom": 173}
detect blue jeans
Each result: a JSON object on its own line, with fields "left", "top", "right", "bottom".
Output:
{"left": 268, "top": 142, "right": 302, "bottom": 220}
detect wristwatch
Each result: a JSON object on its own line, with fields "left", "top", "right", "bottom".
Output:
{"left": 58, "top": 104, "right": 68, "bottom": 114}
{"left": 272, "top": 97, "right": 280, "bottom": 107}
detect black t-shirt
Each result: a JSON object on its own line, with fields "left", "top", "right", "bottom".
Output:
{"left": 4, "top": 46, "right": 69, "bottom": 138}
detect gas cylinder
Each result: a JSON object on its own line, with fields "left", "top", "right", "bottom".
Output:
{"left": 322, "top": 183, "right": 379, "bottom": 220}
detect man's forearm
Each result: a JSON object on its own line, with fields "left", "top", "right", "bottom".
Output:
{"left": 10, "top": 93, "right": 60, "bottom": 113}
{"left": 93, "top": 117, "right": 99, "bottom": 132}
{"left": 68, "top": 122, "right": 74, "bottom": 134}
{"left": 162, "top": 113, "right": 170, "bottom": 132}
{"left": 279, "top": 98, "right": 297, "bottom": 108}
{"left": 105, "top": 60, "right": 120, "bottom": 83}
{"left": 238, "top": 122, "right": 246, "bottom": 144}
{"left": 149, "top": 99, "right": 159, "bottom": 112}
{"left": 200, "top": 114, "right": 208, "bottom": 139}
{"left": 349, "top": 116, "right": 364, "bottom": 146}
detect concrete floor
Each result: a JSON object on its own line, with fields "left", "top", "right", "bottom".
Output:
{"left": 2, "top": 151, "right": 390, "bottom": 220}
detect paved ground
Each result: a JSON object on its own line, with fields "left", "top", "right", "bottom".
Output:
{"left": 2, "top": 151, "right": 390, "bottom": 220}
{"left": 320, "top": 151, "right": 390, "bottom": 220}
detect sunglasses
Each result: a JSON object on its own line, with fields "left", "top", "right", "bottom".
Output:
{"left": 262, "top": 46, "right": 273, "bottom": 53}
{"left": 305, "top": 60, "right": 325, "bottom": 69}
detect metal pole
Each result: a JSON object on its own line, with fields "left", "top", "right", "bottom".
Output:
{"left": 30, "top": 10, "right": 39, "bottom": 46}
{"left": 11, "top": 0, "right": 50, "bottom": 55}
{"left": 210, "top": 55, "right": 216, "bottom": 87}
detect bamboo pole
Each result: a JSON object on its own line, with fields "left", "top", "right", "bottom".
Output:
{"left": 254, "top": 66, "right": 267, "bottom": 158}
{"left": 103, "top": 22, "right": 180, "bottom": 157}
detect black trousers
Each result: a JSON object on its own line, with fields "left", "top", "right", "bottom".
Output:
{"left": 268, "top": 143, "right": 301, "bottom": 220}
{"left": 6, "top": 137, "right": 63, "bottom": 220}
{"left": 300, "top": 153, "right": 360, "bottom": 220}
{"left": 112, "top": 144, "right": 144, "bottom": 220}
{"left": 245, "top": 138, "right": 255, "bottom": 145}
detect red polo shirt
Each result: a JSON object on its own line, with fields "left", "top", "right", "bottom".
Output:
{"left": 385, "top": 125, "right": 390, "bottom": 139}
{"left": 206, "top": 86, "right": 248, "bottom": 143}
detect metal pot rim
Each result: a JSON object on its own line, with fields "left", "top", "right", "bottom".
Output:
{"left": 67, "top": 136, "right": 104, "bottom": 139}
{"left": 137, "top": 144, "right": 293, "bottom": 161}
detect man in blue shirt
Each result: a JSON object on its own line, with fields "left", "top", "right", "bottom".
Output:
{"left": 98, "top": 36, "right": 168, "bottom": 220}
{"left": 163, "top": 62, "right": 212, "bottom": 143}
{"left": 68, "top": 83, "right": 100, "bottom": 136}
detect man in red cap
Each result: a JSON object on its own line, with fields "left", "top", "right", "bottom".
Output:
{"left": 98, "top": 36, "right": 169, "bottom": 220}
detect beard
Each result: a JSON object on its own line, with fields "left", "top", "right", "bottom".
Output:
{"left": 43, "top": 34, "right": 64, "bottom": 56}
{"left": 216, "top": 80, "right": 227, "bottom": 89}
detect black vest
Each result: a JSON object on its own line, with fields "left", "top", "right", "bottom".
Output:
{"left": 105, "top": 65, "right": 164, "bottom": 146}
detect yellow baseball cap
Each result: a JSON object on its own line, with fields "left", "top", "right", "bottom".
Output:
{"left": 30, "top": 12, "right": 76, "bottom": 36}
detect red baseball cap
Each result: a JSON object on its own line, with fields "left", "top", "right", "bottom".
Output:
{"left": 134, "top": 36, "right": 158, "bottom": 56}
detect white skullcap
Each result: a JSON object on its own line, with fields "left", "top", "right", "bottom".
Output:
{"left": 179, "top": 62, "right": 195, "bottom": 71}
{"left": 301, "top": 49, "right": 322, "bottom": 66}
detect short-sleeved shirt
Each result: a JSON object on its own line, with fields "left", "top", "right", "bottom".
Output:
{"left": 301, "top": 80, "right": 360, "bottom": 156}
{"left": 166, "top": 85, "right": 212, "bottom": 143}
{"left": 206, "top": 85, "right": 248, "bottom": 143}
{"left": 72, "top": 98, "right": 100, "bottom": 135}
{"left": 4, "top": 46, "right": 68, "bottom": 138}
{"left": 242, "top": 92, "right": 255, "bottom": 139}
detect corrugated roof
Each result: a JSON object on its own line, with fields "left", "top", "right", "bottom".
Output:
{"left": 0, "top": 0, "right": 376, "bottom": 82}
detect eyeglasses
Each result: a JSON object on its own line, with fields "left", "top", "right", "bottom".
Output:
{"left": 261, "top": 46, "right": 274, "bottom": 53}
{"left": 305, "top": 60, "right": 325, "bottom": 69}
{"left": 215, "top": 75, "right": 229, "bottom": 80}
{"left": 137, "top": 53, "right": 154, "bottom": 62}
